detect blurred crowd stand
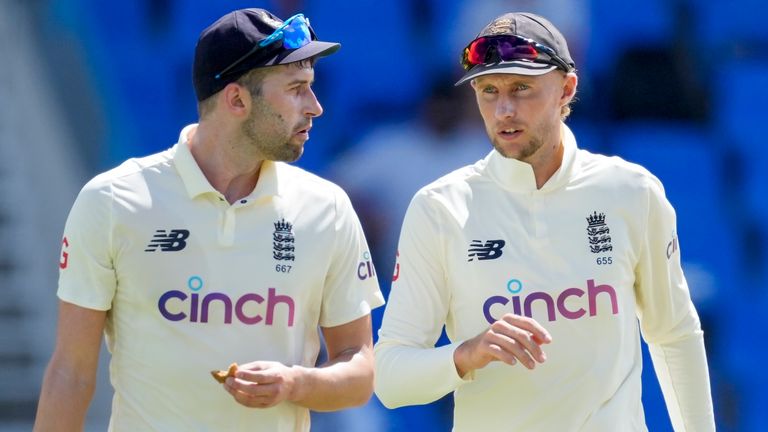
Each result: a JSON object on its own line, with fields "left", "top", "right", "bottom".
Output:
{"left": 1, "top": 0, "right": 766, "bottom": 430}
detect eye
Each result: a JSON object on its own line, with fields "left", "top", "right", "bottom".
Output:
{"left": 299, "top": 82, "right": 315, "bottom": 94}
{"left": 288, "top": 81, "right": 311, "bottom": 94}
{"left": 515, "top": 83, "right": 531, "bottom": 91}
{"left": 481, "top": 85, "right": 498, "bottom": 94}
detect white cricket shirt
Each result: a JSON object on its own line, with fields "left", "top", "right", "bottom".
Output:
{"left": 58, "top": 124, "right": 385, "bottom": 432}
{"left": 375, "top": 124, "right": 715, "bottom": 431}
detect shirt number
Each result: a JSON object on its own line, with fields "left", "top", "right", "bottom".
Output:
{"left": 275, "top": 264, "right": 292, "bottom": 273}
{"left": 596, "top": 257, "right": 613, "bottom": 265}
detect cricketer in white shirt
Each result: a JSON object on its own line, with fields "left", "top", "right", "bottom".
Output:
{"left": 56, "top": 125, "right": 385, "bottom": 431}
{"left": 374, "top": 123, "right": 715, "bottom": 431}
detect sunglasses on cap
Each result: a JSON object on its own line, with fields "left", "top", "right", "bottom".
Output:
{"left": 215, "top": 13, "right": 314, "bottom": 80}
{"left": 461, "top": 35, "right": 571, "bottom": 73}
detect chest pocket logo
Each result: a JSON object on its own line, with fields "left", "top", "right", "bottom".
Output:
{"left": 467, "top": 239, "right": 506, "bottom": 261}
{"left": 145, "top": 229, "right": 190, "bottom": 252}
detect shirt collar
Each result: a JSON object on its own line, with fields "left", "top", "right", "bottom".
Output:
{"left": 173, "top": 124, "right": 282, "bottom": 200}
{"left": 483, "top": 122, "right": 579, "bottom": 193}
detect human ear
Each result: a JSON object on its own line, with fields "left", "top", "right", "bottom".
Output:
{"left": 561, "top": 73, "right": 578, "bottom": 105}
{"left": 221, "top": 83, "right": 250, "bottom": 117}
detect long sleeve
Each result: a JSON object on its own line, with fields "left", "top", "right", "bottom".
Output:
{"left": 648, "top": 335, "right": 714, "bottom": 431}
{"left": 634, "top": 176, "right": 716, "bottom": 431}
{"left": 374, "top": 192, "right": 468, "bottom": 408}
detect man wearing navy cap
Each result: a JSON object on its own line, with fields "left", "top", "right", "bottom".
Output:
{"left": 34, "top": 8, "right": 383, "bottom": 431}
{"left": 375, "top": 12, "right": 716, "bottom": 431}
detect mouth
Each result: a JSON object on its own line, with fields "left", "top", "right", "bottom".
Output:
{"left": 497, "top": 127, "right": 523, "bottom": 140}
{"left": 295, "top": 123, "right": 312, "bottom": 139}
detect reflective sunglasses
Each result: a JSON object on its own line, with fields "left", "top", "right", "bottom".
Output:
{"left": 461, "top": 35, "right": 571, "bottom": 72}
{"left": 215, "top": 14, "right": 314, "bottom": 80}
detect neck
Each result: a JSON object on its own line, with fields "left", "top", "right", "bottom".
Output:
{"left": 531, "top": 142, "right": 564, "bottom": 189}
{"left": 187, "top": 123, "right": 264, "bottom": 204}
{"left": 525, "top": 125, "right": 565, "bottom": 189}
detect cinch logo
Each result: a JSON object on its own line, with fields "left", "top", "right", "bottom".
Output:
{"left": 59, "top": 237, "right": 69, "bottom": 269}
{"left": 157, "top": 276, "right": 295, "bottom": 326}
{"left": 358, "top": 251, "right": 376, "bottom": 280}
{"left": 392, "top": 250, "right": 400, "bottom": 282}
{"left": 482, "top": 278, "right": 619, "bottom": 323}
{"left": 145, "top": 229, "right": 190, "bottom": 252}
{"left": 468, "top": 239, "right": 505, "bottom": 261}
{"left": 666, "top": 231, "right": 679, "bottom": 259}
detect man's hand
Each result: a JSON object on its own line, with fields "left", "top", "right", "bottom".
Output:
{"left": 453, "top": 313, "right": 552, "bottom": 377}
{"left": 221, "top": 315, "right": 374, "bottom": 411}
{"left": 223, "top": 361, "right": 301, "bottom": 409}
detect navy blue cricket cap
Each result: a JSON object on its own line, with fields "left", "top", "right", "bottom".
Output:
{"left": 193, "top": 8, "right": 340, "bottom": 101}
{"left": 455, "top": 12, "right": 575, "bottom": 85}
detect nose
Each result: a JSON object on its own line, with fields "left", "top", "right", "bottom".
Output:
{"left": 495, "top": 94, "right": 516, "bottom": 121}
{"left": 305, "top": 87, "right": 323, "bottom": 118}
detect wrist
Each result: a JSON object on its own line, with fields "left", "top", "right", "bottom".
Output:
{"left": 288, "top": 365, "right": 309, "bottom": 403}
{"left": 453, "top": 341, "right": 472, "bottom": 378}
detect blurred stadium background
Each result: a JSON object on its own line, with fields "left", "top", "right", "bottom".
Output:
{"left": 1, "top": 0, "right": 766, "bottom": 430}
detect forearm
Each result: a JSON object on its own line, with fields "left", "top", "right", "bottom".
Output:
{"left": 34, "top": 361, "right": 96, "bottom": 431}
{"left": 290, "top": 346, "right": 374, "bottom": 411}
{"left": 374, "top": 340, "right": 465, "bottom": 408}
{"left": 648, "top": 331, "right": 715, "bottom": 432}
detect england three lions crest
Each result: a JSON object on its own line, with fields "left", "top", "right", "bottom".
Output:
{"left": 586, "top": 211, "right": 613, "bottom": 254}
{"left": 273, "top": 218, "right": 295, "bottom": 261}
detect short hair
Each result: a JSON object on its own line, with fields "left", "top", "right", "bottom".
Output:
{"left": 561, "top": 101, "right": 573, "bottom": 120}
{"left": 196, "top": 58, "right": 316, "bottom": 119}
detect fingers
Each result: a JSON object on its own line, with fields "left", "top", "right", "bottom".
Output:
{"left": 221, "top": 361, "right": 295, "bottom": 409}
{"left": 485, "top": 325, "right": 540, "bottom": 369}
{"left": 225, "top": 381, "right": 282, "bottom": 408}
{"left": 484, "top": 341, "right": 519, "bottom": 367}
{"left": 486, "top": 314, "right": 551, "bottom": 370}
{"left": 499, "top": 314, "right": 552, "bottom": 345}
{"left": 236, "top": 361, "right": 270, "bottom": 373}
{"left": 236, "top": 368, "right": 280, "bottom": 385}
{"left": 229, "top": 361, "right": 285, "bottom": 388}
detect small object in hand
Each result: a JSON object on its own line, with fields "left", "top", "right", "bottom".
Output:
{"left": 211, "top": 363, "right": 238, "bottom": 384}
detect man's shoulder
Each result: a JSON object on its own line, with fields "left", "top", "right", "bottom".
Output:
{"left": 421, "top": 162, "right": 481, "bottom": 192}
{"left": 82, "top": 148, "right": 175, "bottom": 193}
{"left": 274, "top": 162, "right": 348, "bottom": 199}
{"left": 576, "top": 149, "right": 659, "bottom": 189}
{"left": 407, "top": 162, "right": 482, "bottom": 215}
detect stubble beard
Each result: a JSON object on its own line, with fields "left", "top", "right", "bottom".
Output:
{"left": 490, "top": 113, "right": 559, "bottom": 162}
{"left": 518, "top": 138, "right": 542, "bottom": 160}
{"left": 242, "top": 103, "right": 304, "bottom": 163}
{"left": 490, "top": 130, "right": 544, "bottom": 162}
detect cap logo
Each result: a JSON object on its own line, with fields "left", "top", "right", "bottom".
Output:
{"left": 259, "top": 11, "right": 282, "bottom": 28}
{"left": 487, "top": 19, "right": 513, "bottom": 35}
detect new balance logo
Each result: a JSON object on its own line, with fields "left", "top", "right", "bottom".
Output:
{"left": 145, "top": 229, "right": 190, "bottom": 252}
{"left": 467, "top": 239, "right": 505, "bottom": 261}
